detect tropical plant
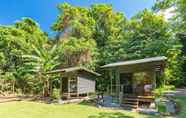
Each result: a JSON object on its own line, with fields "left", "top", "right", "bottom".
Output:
{"left": 22, "top": 44, "right": 60, "bottom": 96}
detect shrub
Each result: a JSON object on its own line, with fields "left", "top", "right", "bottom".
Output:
{"left": 153, "top": 85, "right": 175, "bottom": 97}
{"left": 51, "top": 88, "right": 60, "bottom": 99}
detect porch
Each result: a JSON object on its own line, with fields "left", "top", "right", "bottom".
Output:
{"left": 101, "top": 56, "right": 167, "bottom": 109}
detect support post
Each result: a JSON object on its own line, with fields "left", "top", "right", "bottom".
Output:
{"left": 115, "top": 69, "right": 121, "bottom": 104}
{"left": 115, "top": 69, "right": 120, "bottom": 96}
{"left": 77, "top": 76, "right": 79, "bottom": 98}
{"left": 68, "top": 77, "right": 71, "bottom": 99}
{"left": 60, "top": 77, "right": 63, "bottom": 99}
{"left": 109, "top": 69, "right": 113, "bottom": 95}
{"left": 152, "top": 69, "right": 156, "bottom": 89}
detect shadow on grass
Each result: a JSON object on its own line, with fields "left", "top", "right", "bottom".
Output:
{"left": 79, "top": 99, "right": 97, "bottom": 107}
{"left": 80, "top": 100, "right": 162, "bottom": 118}
{"left": 88, "top": 112, "right": 162, "bottom": 118}
{"left": 88, "top": 112, "right": 134, "bottom": 118}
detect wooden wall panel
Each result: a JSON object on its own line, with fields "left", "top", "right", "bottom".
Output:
{"left": 77, "top": 74, "right": 95, "bottom": 94}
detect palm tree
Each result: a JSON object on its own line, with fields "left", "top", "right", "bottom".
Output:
{"left": 22, "top": 44, "right": 60, "bottom": 97}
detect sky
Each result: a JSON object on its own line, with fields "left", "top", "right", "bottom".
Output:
{"left": 0, "top": 0, "right": 156, "bottom": 34}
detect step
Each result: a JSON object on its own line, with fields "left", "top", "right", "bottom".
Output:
{"left": 122, "top": 101, "right": 138, "bottom": 105}
{"left": 123, "top": 98, "right": 138, "bottom": 101}
{"left": 121, "top": 104, "right": 138, "bottom": 108}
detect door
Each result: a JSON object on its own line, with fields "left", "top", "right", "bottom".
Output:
{"left": 120, "top": 73, "right": 133, "bottom": 94}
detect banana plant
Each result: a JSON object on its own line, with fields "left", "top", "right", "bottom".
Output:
{"left": 22, "top": 44, "right": 60, "bottom": 97}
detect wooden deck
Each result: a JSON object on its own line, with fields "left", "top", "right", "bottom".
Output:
{"left": 122, "top": 95, "right": 155, "bottom": 110}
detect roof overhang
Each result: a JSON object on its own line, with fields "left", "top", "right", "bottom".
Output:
{"left": 47, "top": 66, "right": 101, "bottom": 76}
{"left": 101, "top": 56, "right": 167, "bottom": 70}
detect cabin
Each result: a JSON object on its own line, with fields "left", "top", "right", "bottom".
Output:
{"left": 101, "top": 56, "right": 167, "bottom": 109}
{"left": 48, "top": 67, "right": 100, "bottom": 100}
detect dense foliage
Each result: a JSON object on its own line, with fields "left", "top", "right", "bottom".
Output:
{"left": 0, "top": 1, "right": 186, "bottom": 96}
{"left": 154, "top": 0, "right": 186, "bottom": 85}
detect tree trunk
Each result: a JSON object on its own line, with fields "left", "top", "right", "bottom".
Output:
{"left": 12, "top": 80, "right": 15, "bottom": 94}
{"left": 49, "top": 79, "right": 53, "bottom": 97}
{"left": 2, "top": 79, "right": 4, "bottom": 92}
{"left": 43, "top": 80, "right": 50, "bottom": 97}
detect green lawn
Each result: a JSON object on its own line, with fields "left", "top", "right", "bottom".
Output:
{"left": 0, "top": 96, "right": 185, "bottom": 118}
{"left": 169, "top": 96, "right": 186, "bottom": 118}
{"left": 0, "top": 101, "right": 158, "bottom": 118}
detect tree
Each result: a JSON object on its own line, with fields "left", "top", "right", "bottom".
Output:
{"left": 52, "top": 3, "right": 128, "bottom": 66}
{"left": 125, "top": 9, "right": 183, "bottom": 85}
{"left": 125, "top": 10, "right": 172, "bottom": 59}
{"left": 52, "top": 2, "right": 95, "bottom": 39}
{"left": 52, "top": 3, "right": 98, "bottom": 69}
{"left": 0, "top": 18, "right": 49, "bottom": 93}
{"left": 22, "top": 44, "right": 60, "bottom": 96}
{"left": 90, "top": 4, "right": 128, "bottom": 64}
{"left": 154, "top": 0, "right": 186, "bottom": 85}
{"left": 58, "top": 37, "right": 97, "bottom": 69}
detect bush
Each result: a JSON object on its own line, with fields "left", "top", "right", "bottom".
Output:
{"left": 158, "top": 102, "right": 166, "bottom": 113}
{"left": 153, "top": 85, "right": 175, "bottom": 97}
{"left": 51, "top": 88, "right": 60, "bottom": 99}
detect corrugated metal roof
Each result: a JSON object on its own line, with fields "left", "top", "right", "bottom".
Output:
{"left": 101, "top": 56, "right": 167, "bottom": 68}
{"left": 47, "top": 66, "right": 101, "bottom": 76}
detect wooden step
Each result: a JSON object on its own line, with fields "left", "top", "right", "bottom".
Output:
{"left": 122, "top": 97, "right": 139, "bottom": 109}
{"left": 121, "top": 104, "right": 138, "bottom": 108}
{"left": 123, "top": 98, "right": 138, "bottom": 101}
{"left": 123, "top": 101, "right": 138, "bottom": 105}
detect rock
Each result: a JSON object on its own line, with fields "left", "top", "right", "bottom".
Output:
{"left": 58, "top": 99, "right": 64, "bottom": 104}
{"left": 165, "top": 100, "right": 176, "bottom": 114}
{"left": 139, "top": 108, "right": 158, "bottom": 115}
{"left": 149, "top": 102, "right": 156, "bottom": 109}
{"left": 155, "top": 98, "right": 161, "bottom": 104}
{"left": 102, "top": 96, "right": 120, "bottom": 107}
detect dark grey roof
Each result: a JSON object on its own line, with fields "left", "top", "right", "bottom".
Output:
{"left": 101, "top": 56, "right": 167, "bottom": 68}
{"left": 47, "top": 66, "right": 101, "bottom": 76}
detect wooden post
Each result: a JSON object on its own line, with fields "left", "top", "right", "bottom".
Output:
{"left": 109, "top": 69, "right": 113, "bottom": 95}
{"left": 60, "top": 77, "right": 62, "bottom": 99}
{"left": 68, "top": 77, "right": 71, "bottom": 99}
{"left": 115, "top": 69, "right": 121, "bottom": 104}
{"left": 119, "top": 85, "right": 124, "bottom": 105}
{"left": 77, "top": 76, "right": 79, "bottom": 98}
{"left": 152, "top": 69, "right": 156, "bottom": 89}
{"left": 115, "top": 69, "right": 120, "bottom": 96}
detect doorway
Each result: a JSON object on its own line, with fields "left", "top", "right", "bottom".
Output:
{"left": 120, "top": 73, "right": 133, "bottom": 95}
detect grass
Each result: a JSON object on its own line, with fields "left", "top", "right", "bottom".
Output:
{"left": 0, "top": 96, "right": 185, "bottom": 118}
{"left": 0, "top": 101, "right": 159, "bottom": 118}
{"left": 168, "top": 96, "right": 186, "bottom": 118}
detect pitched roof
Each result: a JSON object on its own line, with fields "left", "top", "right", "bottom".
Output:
{"left": 47, "top": 66, "right": 101, "bottom": 76}
{"left": 101, "top": 56, "right": 167, "bottom": 68}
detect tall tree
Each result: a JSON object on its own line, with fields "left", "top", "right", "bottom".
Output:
{"left": 90, "top": 4, "right": 128, "bottom": 64}
{"left": 154, "top": 0, "right": 186, "bottom": 85}
{"left": 126, "top": 9, "right": 183, "bottom": 85}
{"left": 52, "top": 3, "right": 98, "bottom": 69}
{"left": 0, "top": 18, "right": 49, "bottom": 93}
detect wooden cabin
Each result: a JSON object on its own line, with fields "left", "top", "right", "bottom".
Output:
{"left": 101, "top": 56, "right": 167, "bottom": 109}
{"left": 48, "top": 67, "right": 100, "bottom": 100}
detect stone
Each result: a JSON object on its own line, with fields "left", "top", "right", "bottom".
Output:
{"left": 149, "top": 102, "right": 156, "bottom": 109}
{"left": 165, "top": 100, "right": 176, "bottom": 114}
{"left": 139, "top": 108, "right": 158, "bottom": 115}
{"left": 102, "top": 96, "right": 120, "bottom": 107}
